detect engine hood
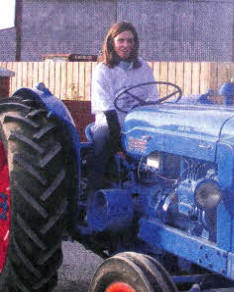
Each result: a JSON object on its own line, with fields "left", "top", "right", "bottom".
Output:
{"left": 122, "top": 103, "right": 234, "bottom": 161}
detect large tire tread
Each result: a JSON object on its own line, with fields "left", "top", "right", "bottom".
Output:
{"left": 15, "top": 182, "right": 48, "bottom": 218}
{"left": 33, "top": 124, "right": 57, "bottom": 140}
{"left": 0, "top": 96, "right": 67, "bottom": 291}
{"left": 16, "top": 214, "right": 47, "bottom": 250}
{"left": 4, "top": 113, "right": 40, "bottom": 128}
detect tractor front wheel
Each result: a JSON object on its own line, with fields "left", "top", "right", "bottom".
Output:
{"left": 88, "top": 252, "right": 178, "bottom": 292}
{"left": 0, "top": 96, "right": 67, "bottom": 291}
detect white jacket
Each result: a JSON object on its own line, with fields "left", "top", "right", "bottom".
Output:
{"left": 91, "top": 59, "right": 158, "bottom": 128}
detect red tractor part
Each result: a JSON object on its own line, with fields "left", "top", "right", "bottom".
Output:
{"left": 0, "top": 140, "right": 10, "bottom": 273}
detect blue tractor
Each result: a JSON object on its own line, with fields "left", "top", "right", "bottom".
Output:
{"left": 0, "top": 81, "right": 234, "bottom": 292}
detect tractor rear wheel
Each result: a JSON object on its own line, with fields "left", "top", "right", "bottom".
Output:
{"left": 0, "top": 96, "right": 67, "bottom": 291}
{"left": 88, "top": 252, "right": 178, "bottom": 292}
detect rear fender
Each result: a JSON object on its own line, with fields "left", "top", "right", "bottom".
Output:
{"left": 13, "top": 87, "right": 81, "bottom": 196}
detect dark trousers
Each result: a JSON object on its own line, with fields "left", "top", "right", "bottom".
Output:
{"left": 88, "top": 125, "right": 110, "bottom": 191}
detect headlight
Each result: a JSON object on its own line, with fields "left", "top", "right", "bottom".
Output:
{"left": 146, "top": 152, "right": 161, "bottom": 170}
{"left": 195, "top": 180, "right": 221, "bottom": 210}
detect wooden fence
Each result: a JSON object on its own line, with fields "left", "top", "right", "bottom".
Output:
{"left": 0, "top": 61, "right": 234, "bottom": 100}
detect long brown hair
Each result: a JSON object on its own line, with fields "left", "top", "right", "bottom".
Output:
{"left": 98, "top": 22, "right": 141, "bottom": 68}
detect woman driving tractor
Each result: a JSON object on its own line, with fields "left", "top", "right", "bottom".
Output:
{"left": 90, "top": 21, "right": 158, "bottom": 189}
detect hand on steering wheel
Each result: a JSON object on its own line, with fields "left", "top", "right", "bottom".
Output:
{"left": 114, "top": 81, "right": 182, "bottom": 113}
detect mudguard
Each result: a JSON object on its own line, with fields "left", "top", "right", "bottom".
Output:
{"left": 13, "top": 86, "right": 81, "bottom": 196}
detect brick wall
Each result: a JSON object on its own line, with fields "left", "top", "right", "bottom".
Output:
{"left": 19, "top": 0, "right": 234, "bottom": 62}
{"left": 20, "top": 0, "right": 116, "bottom": 61}
{"left": 0, "top": 28, "right": 16, "bottom": 61}
{"left": 0, "top": 0, "right": 233, "bottom": 62}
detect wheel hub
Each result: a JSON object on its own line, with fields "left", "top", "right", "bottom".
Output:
{"left": 0, "top": 140, "right": 10, "bottom": 273}
{"left": 105, "top": 282, "right": 136, "bottom": 292}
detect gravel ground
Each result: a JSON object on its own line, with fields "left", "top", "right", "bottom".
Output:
{"left": 53, "top": 241, "right": 104, "bottom": 292}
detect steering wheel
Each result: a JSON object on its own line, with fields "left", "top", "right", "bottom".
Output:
{"left": 114, "top": 81, "right": 182, "bottom": 113}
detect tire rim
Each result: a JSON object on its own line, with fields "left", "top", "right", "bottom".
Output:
{"left": 105, "top": 282, "right": 136, "bottom": 292}
{"left": 0, "top": 140, "right": 10, "bottom": 273}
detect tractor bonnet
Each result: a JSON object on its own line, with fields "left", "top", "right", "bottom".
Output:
{"left": 122, "top": 103, "right": 234, "bottom": 162}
